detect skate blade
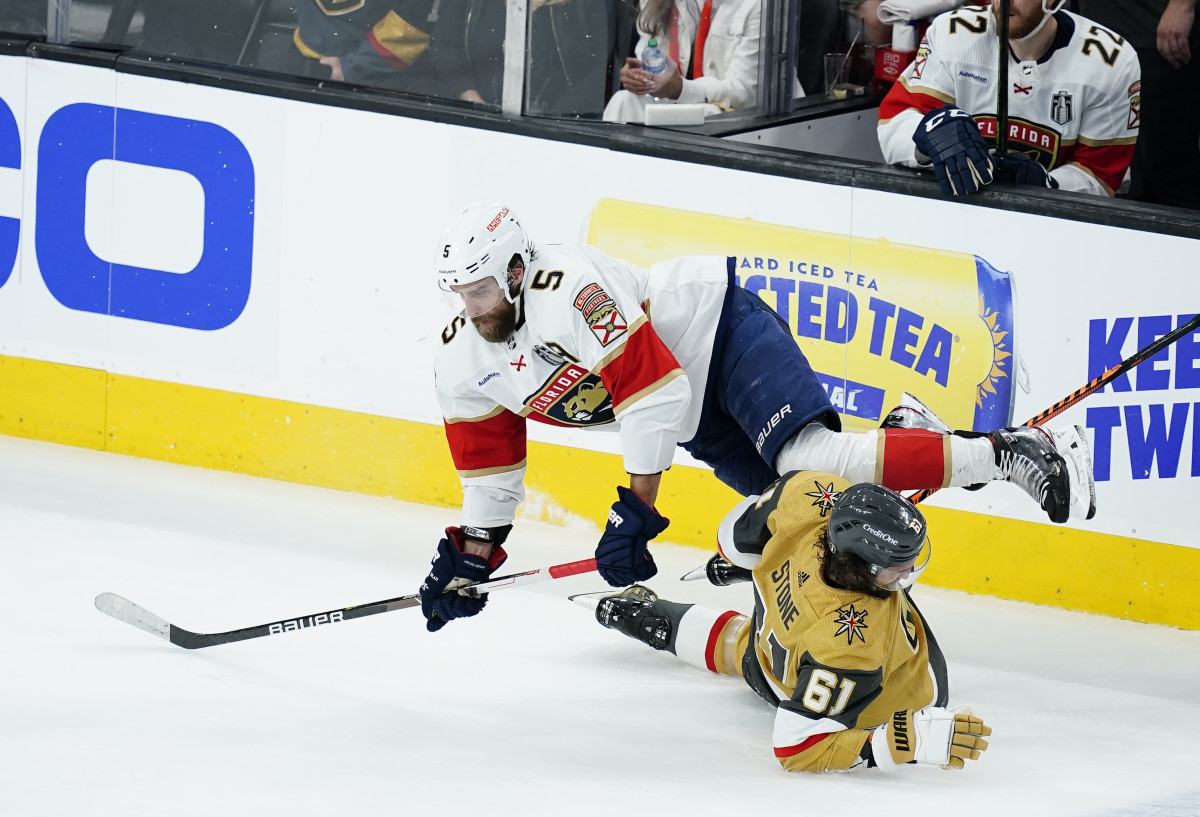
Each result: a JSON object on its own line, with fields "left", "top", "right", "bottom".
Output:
{"left": 1052, "top": 424, "right": 1097, "bottom": 520}
{"left": 679, "top": 563, "right": 709, "bottom": 582}
{"left": 567, "top": 591, "right": 610, "bottom": 612}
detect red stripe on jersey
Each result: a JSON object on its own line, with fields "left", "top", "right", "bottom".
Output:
{"left": 599, "top": 323, "right": 683, "bottom": 411}
{"left": 1060, "top": 141, "right": 1135, "bottom": 195}
{"left": 704, "top": 610, "right": 740, "bottom": 673}
{"left": 880, "top": 429, "right": 947, "bottom": 490}
{"left": 367, "top": 30, "right": 410, "bottom": 70}
{"left": 774, "top": 733, "right": 830, "bottom": 758}
{"left": 443, "top": 410, "right": 526, "bottom": 472}
{"left": 878, "top": 80, "right": 945, "bottom": 123}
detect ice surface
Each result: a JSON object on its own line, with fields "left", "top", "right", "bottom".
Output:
{"left": 2, "top": 435, "right": 1198, "bottom": 816}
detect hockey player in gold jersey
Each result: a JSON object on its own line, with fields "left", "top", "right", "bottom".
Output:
{"left": 575, "top": 471, "right": 991, "bottom": 773}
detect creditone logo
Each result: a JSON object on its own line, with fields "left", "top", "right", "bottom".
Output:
{"left": 863, "top": 524, "right": 899, "bottom": 545}
{"left": 0, "top": 97, "right": 255, "bottom": 330}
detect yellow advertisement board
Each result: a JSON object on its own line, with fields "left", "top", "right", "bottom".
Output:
{"left": 587, "top": 199, "right": 1015, "bottom": 432}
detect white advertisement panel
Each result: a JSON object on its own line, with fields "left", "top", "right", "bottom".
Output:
{"left": 0, "top": 57, "right": 1196, "bottom": 552}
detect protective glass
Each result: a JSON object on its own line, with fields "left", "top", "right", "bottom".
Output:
{"left": 869, "top": 538, "right": 933, "bottom": 592}
{"left": 448, "top": 275, "right": 508, "bottom": 319}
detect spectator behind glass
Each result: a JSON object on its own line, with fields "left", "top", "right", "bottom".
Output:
{"left": 842, "top": 0, "right": 892, "bottom": 47}
{"left": 431, "top": 0, "right": 610, "bottom": 117}
{"left": 878, "top": 1, "right": 1141, "bottom": 197}
{"left": 604, "top": 0, "right": 796, "bottom": 123}
{"left": 135, "top": 0, "right": 258, "bottom": 63}
{"left": 286, "top": 0, "right": 446, "bottom": 95}
{"left": 1079, "top": 0, "right": 1200, "bottom": 209}
{"left": 0, "top": 0, "right": 45, "bottom": 36}
{"left": 795, "top": 0, "right": 842, "bottom": 97}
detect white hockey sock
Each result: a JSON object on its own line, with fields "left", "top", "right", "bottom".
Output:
{"left": 773, "top": 424, "right": 995, "bottom": 487}
{"left": 773, "top": 423, "right": 880, "bottom": 483}
{"left": 947, "top": 436, "right": 995, "bottom": 486}
{"left": 673, "top": 605, "right": 747, "bottom": 676}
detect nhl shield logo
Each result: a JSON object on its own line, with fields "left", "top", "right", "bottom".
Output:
{"left": 1050, "top": 91, "right": 1074, "bottom": 125}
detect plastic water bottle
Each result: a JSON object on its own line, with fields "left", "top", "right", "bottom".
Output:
{"left": 641, "top": 37, "right": 668, "bottom": 99}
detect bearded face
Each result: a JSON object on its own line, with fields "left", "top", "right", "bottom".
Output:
{"left": 469, "top": 281, "right": 522, "bottom": 343}
{"left": 996, "top": 0, "right": 1051, "bottom": 41}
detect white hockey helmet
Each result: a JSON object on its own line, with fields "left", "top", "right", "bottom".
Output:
{"left": 435, "top": 203, "right": 534, "bottom": 318}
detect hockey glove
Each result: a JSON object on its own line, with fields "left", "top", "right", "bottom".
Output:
{"left": 594, "top": 486, "right": 669, "bottom": 587}
{"left": 991, "top": 151, "right": 1059, "bottom": 189}
{"left": 870, "top": 706, "right": 991, "bottom": 770}
{"left": 912, "top": 106, "right": 994, "bottom": 197}
{"left": 419, "top": 527, "right": 508, "bottom": 633}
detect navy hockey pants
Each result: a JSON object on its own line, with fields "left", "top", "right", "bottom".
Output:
{"left": 681, "top": 272, "right": 839, "bottom": 497}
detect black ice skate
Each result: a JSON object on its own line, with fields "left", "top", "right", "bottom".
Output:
{"left": 571, "top": 585, "right": 672, "bottom": 650}
{"left": 881, "top": 392, "right": 953, "bottom": 434}
{"left": 989, "top": 425, "right": 1096, "bottom": 523}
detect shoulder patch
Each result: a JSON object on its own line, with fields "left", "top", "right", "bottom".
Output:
{"left": 804, "top": 479, "right": 841, "bottom": 518}
{"left": 912, "top": 42, "right": 930, "bottom": 79}
{"left": 833, "top": 603, "right": 869, "bottom": 645}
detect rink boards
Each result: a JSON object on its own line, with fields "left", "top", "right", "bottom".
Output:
{"left": 1, "top": 55, "right": 1199, "bottom": 627}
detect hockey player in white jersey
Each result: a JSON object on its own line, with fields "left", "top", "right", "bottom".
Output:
{"left": 418, "top": 203, "right": 1097, "bottom": 632}
{"left": 878, "top": 1, "right": 1141, "bottom": 196}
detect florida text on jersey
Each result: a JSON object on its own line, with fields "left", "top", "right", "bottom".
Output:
{"left": 878, "top": 5, "right": 1140, "bottom": 195}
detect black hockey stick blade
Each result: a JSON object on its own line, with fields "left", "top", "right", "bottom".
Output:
{"left": 95, "top": 590, "right": 418, "bottom": 649}
{"left": 95, "top": 557, "right": 597, "bottom": 649}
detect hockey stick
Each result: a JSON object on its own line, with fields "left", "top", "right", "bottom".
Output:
{"left": 95, "top": 557, "right": 597, "bottom": 649}
{"left": 684, "top": 312, "right": 1200, "bottom": 582}
{"left": 906, "top": 311, "right": 1200, "bottom": 505}
{"left": 996, "top": 0, "right": 1010, "bottom": 155}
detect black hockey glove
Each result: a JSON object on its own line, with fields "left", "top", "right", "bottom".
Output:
{"left": 419, "top": 527, "right": 508, "bottom": 633}
{"left": 595, "top": 486, "right": 668, "bottom": 586}
{"left": 912, "top": 106, "right": 994, "bottom": 197}
{"left": 991, "top": 151, "right": 1059, "bottom": 189}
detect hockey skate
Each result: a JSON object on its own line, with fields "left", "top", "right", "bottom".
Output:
{"left": 989, "top": 425, "right": 1096, "bottom": 523}
{"left": 881, "top": 392, "right": 954, "bottom": 434}
{"left": 680, "top": 553, "right": 752, "bottom": 586}
{"left": 569, "top": 585, "right": 672, "bottom": 650}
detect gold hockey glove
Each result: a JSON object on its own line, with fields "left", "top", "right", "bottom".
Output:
{"left": 870, "top": 706, "right": 991, "bottom": 770}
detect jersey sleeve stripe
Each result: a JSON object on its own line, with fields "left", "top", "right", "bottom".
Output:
{"left": 598, "top": 322, "right": 686, "bottom": 415}
{"left": 456, "top": 459, "right": 528, "bottom": 479}
{"left": 443, "top": 410, "right": 526, "bottom": 472}
{"left": 443, "top": 404, "right": 510, "bottom": 424}
{"left": 774, "top": 733, "right": 831, "bottom": 759}
{"left": 612, "top": 369, "right": 686, "bottom": 416}
{"left": 878, "top": 77, "right": 954, "bottom": 123}
{"left": 1077, "top": 134, "right": 1138, "bottom": 147}
{"left": 772, "top": 710, "right": 846, "bottom": 757}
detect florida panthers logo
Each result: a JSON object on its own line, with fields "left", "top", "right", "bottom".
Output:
{"left": 526, "top": 364, "right": 615, "bottom": 427}
{"left": 564, "top": 382, "right": 611, "bottom": 422}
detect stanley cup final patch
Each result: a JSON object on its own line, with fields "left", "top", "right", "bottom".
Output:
{"left": 1050, "top": 91, "right": 1073, "bottom": 125}
{"left": 574, "top": 283, "right": 628, "bottom": 346}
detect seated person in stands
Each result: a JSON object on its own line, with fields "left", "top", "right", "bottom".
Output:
{"left": 0, "top": 0, "right": 46, "bottom": 36}
{"left": 289, "top": 0, "right": 446, "bottom": 95}
{"left": 877, "top": 0, "right": 1141, "bottom": 197}
{"left": 604, "top": 0, "right": 798, "bottom": 123}
{"left": 432, "top": 0, "right": 610, "bottom": 117}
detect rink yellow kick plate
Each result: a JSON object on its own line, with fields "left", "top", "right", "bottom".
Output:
{"left": 3, "top": 352, "right": 1199, "bottom": 630}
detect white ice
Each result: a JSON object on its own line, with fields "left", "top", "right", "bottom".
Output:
{"left": 2, "top": 434, "right": 1199, "bottom": 817}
